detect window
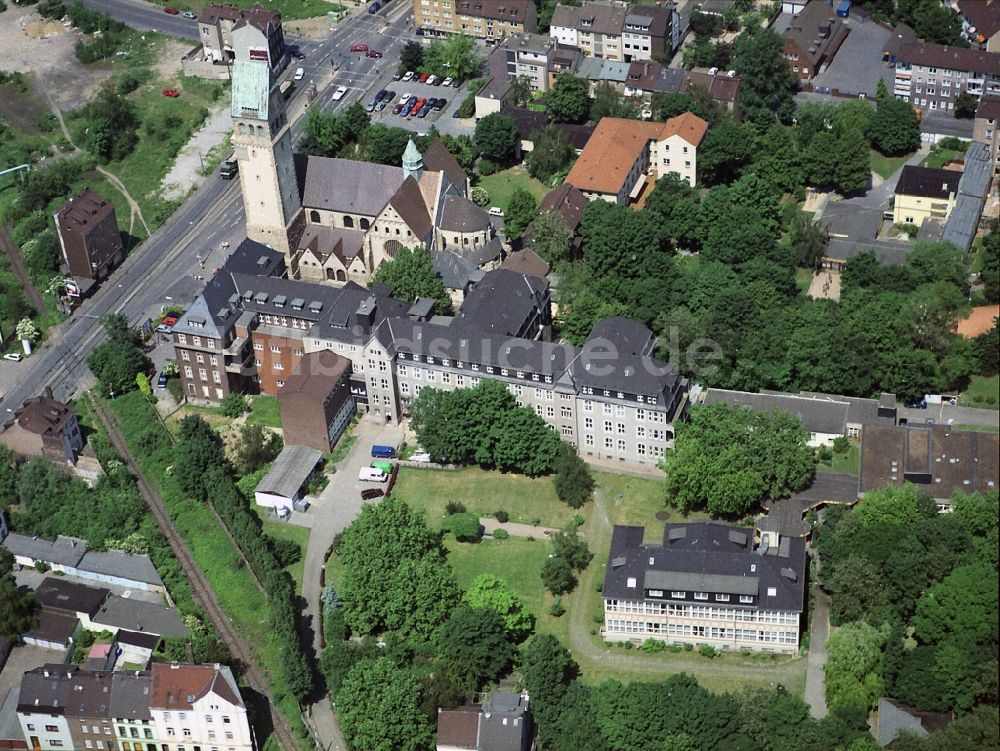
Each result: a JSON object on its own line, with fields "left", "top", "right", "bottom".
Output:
{"left": 46, "top": 726, "right": 59, "bottom": 733}
{"left": 694, "top": 592, "right": 708, "bottom": 600}
{"left": 739, "top": 595, "right": 753, "bottom": 604}
{"left": 716, "top": 594, "right": 730, "bottom": 602}
{"left": 671, "top": 591, "right": 685, "bottom": 598}
{"left": 585, "top": 434, "right": 594, "bottom": 446}
{"left": 270, "top": 345, "right": 280, "bottom": 353}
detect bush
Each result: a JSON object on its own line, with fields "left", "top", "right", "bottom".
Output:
{"left": 471, "top": 186, "right": 489, "bottom": 207}
{"left": 269, "top": 537, "right": 303, "bottom": 568}
{"left": 116, "top": 71, "right": 143, "bottom": 95}
{"left": 548, "top": 597, "right": 566, "bottom": 617}
{"left": 443, "top": 511, "right": 481, "bottom": 542}
{"left": 445, "top": 501, "right": 467, "bottom": 515}
{"left": 641, "top": 638, "right": 667, "bottom": 653}
{"left": 220, "top": 393, "right": 248, "bottom": 417}
{"left": 832, "top": 436, "right": 850, "bottom": 454}
{"left": 817, "top": 446, "right": 833, "bottom": 462}
{"left": 698, "top": 644, "right": 719, "bottom": 658}
{"left": 540, "top": 556, "right": 575, "bottom": 595}
{"left": 457, "top": 92, "right": 476, "bottom": 118}
{"left": 37, "top": 0, "right": 64, "bottom": 18}
{"left": 493, "top": 510, "right": 509, "bottom": 523}
{"left": 34, "top": 560, "right": 49, "bottom": 573}
{"left": 477, "top": 158, "right": 497, "bottom": 176}
{"left": 492, "top": 528, "right": 509, "bottom": 540}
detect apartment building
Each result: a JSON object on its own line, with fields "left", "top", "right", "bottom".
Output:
{"left": 506, "top": 33, "right": 555, "bottom": 92}
{"left": 781, "top": 0, "right": 850, "bottom": 82}
{"left": 620, "top": 4, "right": 672, "bottom": 62}
{"left": 413, "top": 0, "right": 537, "bottom": 40}
{"left": 112, "top": 671, "right": 167, "bottom": 751}
{"left": 173, "top": 244, "right": 690, "bottom": 468}
{"left": 53, "top": 188, "right": 124, "bottom": 283}
{"left": 276, "top": 349, "right": 356, "bottom": 453}
{"left": 892, "top": 165, "right": 961, "bottom": 228}
{"left": 602, "top": 522, "right": 807, "bottom": 653}
{"left": 957, "top": 0, "right": 1000, "bottom": 53}
{"left": 149, "top": 663, "right": 254, "bottom": 751}
{"left": 893, "top": 42, "right": 1000, "bottom": 113}
{"left": 17, "top": 666, "right": 117, "bottom": 751}
{"left": 975, "top": 94, "right": 1000, "bottom": 167}
{"left": 550, "top": 1, "right": 627, "bottom": 61}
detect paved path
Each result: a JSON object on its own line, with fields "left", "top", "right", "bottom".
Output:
{"left": 804, "top": 585, "right": 830, "bottom": 719}
{"left": 300, "top": 417, "right": 405, "bottom": 751}
{"left": 481, "top": 518, "right": 556, "bottom": 540}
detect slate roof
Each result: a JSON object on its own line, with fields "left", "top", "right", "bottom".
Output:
{"left": 538, "top": 184, "right": 588, "bottom": 231}
{"left": 703, "top": 388, "right": 849, "bottom": 435}
{"left": 93, "top": 595, "right": 186, "bottom": 637}
{"left": 783, "top": 0, "right": 850, "bottom": 68}
{"left": 200, "top": 2, "right": 280, "bottom": 32}
{"left": 110, "top": 672, "right": 152, "bottom": 721}
{"left": 479, "top": 692, "right": 532, "bottom": 751}
{"left": 55, "top": 188, "right": 116, "bottom": 235}
{"left": 602, "top": 522, "right": 807, "bottom": 613}
{"left": 78, "top": 549, "right": 164, "bottom": 587}
{"left": 439, "top": 195, "right": 491, "bottom": 233}
{"left": 422, "top": 139, "right": 468, "bottom": 194}
{"left": 255, "top": 445, "right": 323, "bottom": 500}
{"left": 24, "top": 607, "right": 78, "bottom": 646}
{"left": 432, "top": 250, "right": 478, "bottom": 290}
{"left": 551, "top": 1, "right": 626, "bottom": 35}
{"left": 685, "top": 68, "right": 741, "bottom": 103}
{"left": 390, "top": 176, "right": 433, "bottom": 240}
{"left": 300, "top": 156, "right": 405, "bottom": 216}
{"left": 35, "top": 577, "right": 109, "bottom": 617}
{"left": 587, "top": 316, "right": 654, "bottom": 356}
{"left": 3, "top": 533, "right": 88, "bottom": 568}
{"left": 18, "top": 665, "right": 115, "bottom": 717}
{"left": 896, "top": 42, "right": 1000, "bottom": 75}
{"left": 976, "top": 93, "right": 1000, "bottom": 121}
{"left": 502, "top": 249, "right": 550, "bottom": 279}
{"left": 895, "top": 165, "right": 960, "bottom": 199}
{"left": 298, "top": 225, "right": 366, "bottom": 264}
{"left": 456, "top": 0, "right": 532, "bottom": 23}
{"left": 12, "top": 391, "right": 75, "bottom": 437}
{"left": 455, "top": 269, "right": 547, "bottom": 337}
{"left": 860, "top": 424, "right": 1000, "bottom": 499}
{"left": 0, "top": 687, "right": 23, "bottom": 744}
{"left": 943, "top": 141, "right": 992, "bottom": 250}
{"left": 957, "top": 0, "right": 1000, "bottom": 38}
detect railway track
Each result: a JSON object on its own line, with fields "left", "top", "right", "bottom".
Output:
{"left": 91, "top": 397, "right": 301, "bottom": 751}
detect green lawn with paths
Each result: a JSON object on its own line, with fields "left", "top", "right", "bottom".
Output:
{"left": 817, "top": 440, "right": 860, "bottom": 476}
{"left": 870, "top": 150, "right": 913, "bottom": 180}
{"left": 478, "top": 166, "right": 549, "bottom": 210}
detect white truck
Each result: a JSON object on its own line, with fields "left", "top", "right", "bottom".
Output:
{"left": 358, "top": 467, "right": 388, "bottom": 483}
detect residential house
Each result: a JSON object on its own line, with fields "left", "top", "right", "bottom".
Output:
{"left": 253, "top": 444, "right": 323, "bottom": 510}
{"left": 277, "top": 349, "right": 356, "bottom": 453}
{"left": 436, "top": 692, "right": 533, "bottom": 751}
{"left": 506, "top": 33, "right": 555, "bottom": 92}
{"left": 893, "top": 165, "right": 961, "bottom": 228}
{"left": 860, "top": 423, "right": 1000, "bottom": 509}
{"left": 110, "top": 671, "right": 164, "bottom": 751}
{"left": 148, "top": 663, "right": 254, "bottom": 751}
{"left": 16, "top": 665, "right": 116, "bottom": 751}
{"left": 782, "top": 0, "right": 850, "bottom": 82}
{"left": 683, "top": 67, "right": 741, "bottom": 114}
{"left": 413, "top": 0, "right": 537, "bottom": 40}
{"left": 565, "top": 112, "right": 708, "bottom": 202}
{"left": 2, "top": 532, "right": 166, "bottom": 593}
{"left": 502, "top": 249, "right": 550, "bottom": 280}
{"left": 0, "top": 687, "right": 27, "bottom": 751}
{"left": 893, "top": 42, "right": 1000, "bottom": 114}
{"left": 527, "top": 183, "right": 589, "bottom": 256}
{"left": 197, "top": 3, "right": 285, "bottom": 68}
{"left": 621, "top": 4, "right": 673, "bottom": 62}
{"left": 957, "top": 0, "right": 1000, "bottom": 53}
{"left": 0, "top": 387, "right": 83, "bottom": 465}
{"left": 974, "top": 94, "right": 1000, "bottom": 168}
{"left": 602, "top": 521, "right": 808, "bottom": 652}
{"left": 53, "top": 188, "right": 124, "bottom": 284}
{"left": 623, "top": 60, "right": 686, "bottom": 101}
{"left": 550, "top": 2, "right": 628, "bottom": 62}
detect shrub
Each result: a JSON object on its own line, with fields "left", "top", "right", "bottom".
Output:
{"left": 116, "top": 71, "right": 143, "bottom": 95}
{"left": 445, "top": 501, "right": 467, "bottom": 515}
{"left": 34, "top": 560, "right": 49, "bottom": 573}
{"left": 541, "top": 556, "right": 575, "bottom": 595}
{"left": 471, "top": 186, "right": 489, "bottom": 207}
{"left": 548, "top": 597, "right": 566, "bottom": 617}
{"left": 457, "top": 92, "right": 476, "bottom": 118}
{"left": 641, "top": 638, "right": 667, "bottom": 653}
{"left": 493, "top": 510, "right": 508, "bottom": 523}
{"left": 832, "top": 436, "right": 850, "bottom": 454}
{"left": 492, "top": 528, "right": 509, "bottom": 540}
{"left": 220, "top": 393, "right": 248, "bottom": 417}
{"left": 698, "top": 644, "right": 719, "bottom": 658}
{"left": 817, "top": 445, "right": 833, "bottom": 462}
{"left": 443, "top": 511, "right": 481, "bottom": 542}
{"left": 269, "top": 537, "right": 303, "bottom": 568}
{"left": 477, "top": 158, "right": 497, "bottom": 176}
{"left": 683, "top": 642, "right": 694, "bottom": 652}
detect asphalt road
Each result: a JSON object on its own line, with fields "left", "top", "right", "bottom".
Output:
{"left": 81, "top": 0, "right": 200, "bottom": 39}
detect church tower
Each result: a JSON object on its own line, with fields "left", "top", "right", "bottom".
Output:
{"left": 402, "top": 138, "right": 424, "bottom": 182}
{"left": 231, "top": 60, "right": 303, "bottom": 260}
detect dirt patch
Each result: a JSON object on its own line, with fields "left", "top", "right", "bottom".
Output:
{"left": 0, "top": 83, "right": 45, "bottom": 134}
{"left": 0, "top": 6, "right": 110, "bottom": 111}
{"left": 284, "top": 16, "right": 340, "bottom": 37}
{"left": 808, "top": 270, "right": 841, "bottom": 301}
{"left": 161, "top": 103, "right": 231, "bottom": 200}
{"left": 153, "top": 38, "right": 195, "bottom": 80}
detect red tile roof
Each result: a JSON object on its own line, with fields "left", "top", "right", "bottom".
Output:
{"left": 149, "top": 664, "right": 241, "bottom": 710}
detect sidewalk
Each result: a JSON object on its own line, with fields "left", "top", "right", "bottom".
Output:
{"left": 804, "top": 584, "right": 830, "bottom": 719}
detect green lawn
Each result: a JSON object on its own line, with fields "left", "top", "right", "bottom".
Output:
{"left": 795, "top": 268, "right": 813, "bottom": 295}
{"left": 959, "top": 374, "right": 999, "bottom": 410}
{"left": 920, "top": 148, "right": 963, "bottom": 170}
{"left": 818, "top": 440, "right": 860, "bottom": 476}
{"left": 478, "top": 166, "right": 549, "bottom": 211}
{"left": 952, "top": 423, "right": 1000, "bottom": 433}
{"left": 870, "top": 150, "right": 914, "bottom": 180}
{"left": 163, "top": 404, "right": 232, "bottom": 434}
{"left": 253, "top": 507, "right": 310, "bottom": 592}
{"left": 393, "top": 466, "right": 576, "bottom": 529}
{"left": 146, "top": 0, "right": 336, "bottom": 20}
{"left": 246, "top": 395, "right": 282, "bottom": 429}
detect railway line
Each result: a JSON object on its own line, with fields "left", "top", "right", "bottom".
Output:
{"left": 90, "top": 396, "right": 302, "bottom": 751}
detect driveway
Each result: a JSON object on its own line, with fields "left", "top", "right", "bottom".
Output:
{"left": 299, "top": 416, "right": 405, "bottom": 751}
{"left": 804, "top": 583, "right": 830, "bottom": 719}
{"left": 899, "top": 402, "right": 1000, "bottom": 429}
{"left": 0, "top": 643, "right": 66, "bottom": 705}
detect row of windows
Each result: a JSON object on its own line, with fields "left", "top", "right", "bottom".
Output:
{"left": 180, "top": 351, "right": 218, "bottom": 366}
{"left": 606, "top": 619, "right": 798, "bottom": 643}
{"left": 605, "top": 600, "right": 799, "bottom": 624}
{"left": 176, "top": 335, "right": 216, "bottom": 348}
{"left": 183, "top": 366, "right": 223, "bottom": 384}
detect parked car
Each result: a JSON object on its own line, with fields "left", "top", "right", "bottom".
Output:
{"left": 451, "top": 78, "right": 461, "bottom": 87}
{"left": 442, "top": 77, "right": 453, "bottom": 87}
{"left": 433, "top": 97, "right": 446, "bottom": 110}
{"left": 418, "top": 106, "right": 430, "bottom": 118}
{"left": 365, "top": 100, "right": 377, "bottom": 112}
{"left": 402, "top": 71, "right": 415, "bottom": 81}
{"left": 361, "top": 488, "right": 385, "bottom": 500}
{"left": 374, "top": 88, "right": 388, "bottom": 102}
{"left": 488, "top": 206, "right": 505, "bottom": 217}
{"left": 393, "top": 101, "right": 405, "bottom": 114}
{"left": 375, "top": 100, "right": 387, "bottom": 111}
{"left": 367, "top": 50, "right": 383, "bottom": 58}
{"left": 410, "top": 452, "right": 431, "bottom": 463}
{"left": 359, "top": 467, "right": 388, "bottom": 482}
{"left": 904, "top": 398, "right": 928, "bottom": 409}
{"left": 452, "top": 109, "right": 462, "bottom": 118}
{"left": 294, "top": 67, "right": 304, "bottom": 81}
{"left": 332, "top": 85, "right": 348, "bottom": 100}
{"left": 426, "top": 75, "right": 438, "bottom": 86}
{"left": 219, "top": 160, "right": 238, "bottom": 180}
{"left": 418, "top": 73, "right": 431, "bottom": 83}
{"left": 392, "top": 71, "right": 402, "bottom": 81}
{"left": 371, "top": 444, "right": 397, "bottom": 458}
{"left": 181, "top": 10, "right": 197, "bottom": 18}
{"left": 156, "top": 373, "right": 168, "bottom": 388}
{"left": 3, "top": 353, "right": 23, "bottom": 362}
{"left": 384, "top": 89, "right": 396, "bottom": 101}
{"left": 349, "top": 43, "right": 369, "bottom": 52}
{"left": 162, "top": 314, "right": 180, "bottom": 327}
{"left": 401, "top": 101, "right": 415, "bottom": 117}
{"left": 163, "top": 5, "right": 179, "bottom": 13}
{"left": 162, "top": 87, "right": 180, "bottom": 98}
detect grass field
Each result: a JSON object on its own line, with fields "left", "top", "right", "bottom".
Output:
{"left": 870, "top": 150, "right": 913, "bottom": 180}
{"left": 818, "top": 440, "right": 860, "bottom": 476}
{"left": 952, "top": 423, "right": 1000, "bottom": 433}
{"left": 163, "top": 403, "right": 231, "bottom": 434}
{"left": 253, "top": 507, "right": 310, "bottom": 592}
{"left": 142, "top": 0, "right": 338, "bottom": 20}
{"left": 920, "top": 148, "right": 963, "bottom": 170}
{"left": 246, "top": 395, "right": 282, "bottom": 429}
{"left": 959, "top": 374, "right": 999, "bottom": 410}
{"left": 478, "top": 166, "right": 549, "bottom": 210}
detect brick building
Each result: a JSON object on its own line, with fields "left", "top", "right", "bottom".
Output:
{"left": 0, "top": 387, "right": 83, "bottom": 464}
{"left": 782, "top": 0, "right": 850, "bottom": 82}
{"left": 53, "top": 188, "right": 124, "bottom": 282}
{"left": 277, "top": 349, "right": 356, "bottom": 453}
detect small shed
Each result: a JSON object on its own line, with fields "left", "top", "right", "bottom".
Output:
{"left": 254, "top": 445, "right": 323, "bottom": 511}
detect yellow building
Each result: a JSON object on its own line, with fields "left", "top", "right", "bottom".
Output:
{"left": 892, "top": 165, "right": 960, "bottom": 228}
{"left": 414, "top": 0, "right": 537, "bottom": 40}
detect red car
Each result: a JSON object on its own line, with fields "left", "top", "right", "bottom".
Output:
{"left": 164, "top": 6, "right": 179, "bottom": 13}
{"left": 418, "top": 73, "right": 431, "bottom": 83}
{"left": 349, "top": 43, "right": 368, "bottom": 52}
{"left": 162, "top": 314, "right": 179, "bottom": 327}
{"left": 162, "top": 87, "right": 180, "bottom": 98}
{"left": 366, "top": 50, "right": 383, "bottom": 58}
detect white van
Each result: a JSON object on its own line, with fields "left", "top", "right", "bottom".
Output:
{"left": 488, "top": 206, "right": 504, "bottom": 217}
{"left": 358, "top": 467, "right": 388, "bottom": 483}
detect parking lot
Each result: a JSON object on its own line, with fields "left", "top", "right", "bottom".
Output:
{"left": 811, "top": 17, "right": 895, "bottom": 98}
{"left": 365, "top": 73, "right": 470, "bottom": 133}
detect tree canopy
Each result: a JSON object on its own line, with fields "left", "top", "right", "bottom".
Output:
{"left": 548, "top": 73, "right": 591, "bottom": 124}
{"left": 664, "top": 402, "right": 814, "bottom": 516}
{"left": 474, "top": 112, "right": 519, "bottom": 163}
{"left": 371, "top": 246, "right": 451, "bottom": 313}
{"left": 337, "top": 657, "right": 434, "bottom": 751}
{"left": 463, "top": 574, "right": 534, "bottom": 642}
{"left": 526, "top": 125, "right": 576, "bottom": 183}
{"left": 86, "top": 314, "right": 153, "bottom": 398}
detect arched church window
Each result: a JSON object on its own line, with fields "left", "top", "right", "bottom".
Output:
{"left": 359, "top": 218, "right": 370, "bottom": 230}
{"left": 238, "top": 123, "right": 246, "bottom": 135}
{"left": 257, "top": 126, "right": 265, "bottom": 137}
{"left": 344, "top": 216, "right": 355, "bottom": 228}
{"left": 310, "top": 210, "right": 320, "bottom": 223}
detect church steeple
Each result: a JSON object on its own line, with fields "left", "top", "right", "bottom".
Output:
{"left": 402, "top": 138, "right": 423, "bottom": 181}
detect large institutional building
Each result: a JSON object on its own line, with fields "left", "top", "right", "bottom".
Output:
{"left": 602, "top": 522, "right": 807, "bottom": 653}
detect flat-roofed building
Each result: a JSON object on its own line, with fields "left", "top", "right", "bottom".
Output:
{"left": 277, "top": 349, "right": 355, "bottom": 453}
{"left": 602, "top": 521, "right": 807, "bottom": 652}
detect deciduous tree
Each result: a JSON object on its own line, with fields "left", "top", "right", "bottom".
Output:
{"left": 463, "top": 574, "right": 534, "bottom": 641}
{"left": 372, "top": 246, "right": 451, "bottom": 313}
{"left": 337, "top": 658, "right": 434, "bottom": 751}
{"left": 474, "top": 112, "right": 519, "bottom": 163}
{"left": 867, "top": 97, "right": 920, "bottom": 156}
{"left": 435, "top": 605, "right": 514, "bottom": 691}
{"left": 503, "top": 188, "right": 538, "bottom": 241}
{"left": 525, "top": 125, "right": 576, "bottom": 183}
{"left": 547, "top": 73, "right": 590, "bottom": 124}
{"left": 0, "top": 548, "right": 37, "bottom": 639}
